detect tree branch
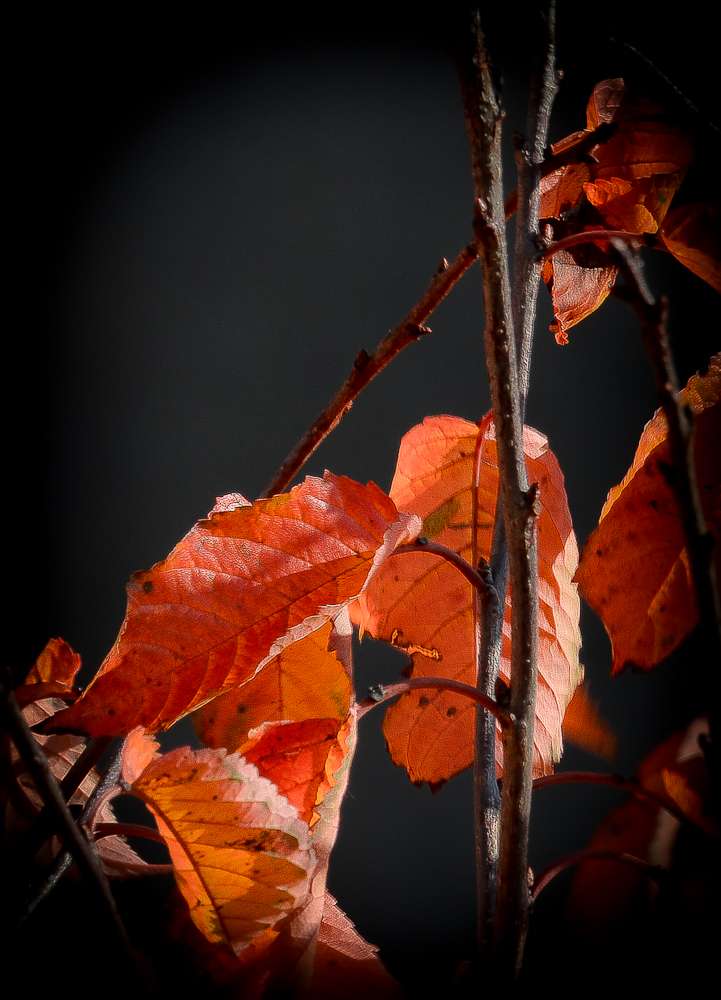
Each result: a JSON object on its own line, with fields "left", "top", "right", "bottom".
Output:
{"left": 261, "top": 243, "right": 478, "bottom": 498}
{"left": 454, "top": 5, "right": 543, "bottom": 982}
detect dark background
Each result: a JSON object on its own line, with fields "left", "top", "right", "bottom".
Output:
{"left": 10, "top": 2, "right": 718, "bottom": 994}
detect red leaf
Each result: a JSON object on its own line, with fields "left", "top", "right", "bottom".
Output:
{"left": 48, "top": 474, "right": 420, "bottom": 737}
{"left": 353, "top": 414, "right": 581, "bottom": 786}
{"left": 575, "top": 355, "right": 721, "bottom": 672}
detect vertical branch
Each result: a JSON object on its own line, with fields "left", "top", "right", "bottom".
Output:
{"left": 513, "top": 1, "right": 558, "bottom": 417}
{"left": 454, "top": 5, "right": 541, "bottom": 983}
{"left": 471, "top": 416, "right": 501, "bottom": 957}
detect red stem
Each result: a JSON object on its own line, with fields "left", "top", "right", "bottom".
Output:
{"left": 532, "top": 770, "right": 688, "bottom": 825}
{"left": 543, "top": 229, "right": 649, "bottom": 258}
{"left": 356, "top": 676, "right": 507, "bottom": 723}
{"left": 94, "top": 821, "right": 168, "bottom": 846}
{"left": 531, "top": 848, "right": 663, "bottom": 900}
{"left": 392, "top": 539, "right": 495, "bottom": 597}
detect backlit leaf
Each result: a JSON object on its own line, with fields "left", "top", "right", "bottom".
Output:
{"left": 575, "top": 355, "right": 721, "bottom": 672}
{"left": 353, "top": 414, "right": 581, "bottom": 786}
{"left": 48, "top": 474, "right": 420, "bottom": 737}
{"left": 129, "top": 746, "right": 316, "bottom": 958}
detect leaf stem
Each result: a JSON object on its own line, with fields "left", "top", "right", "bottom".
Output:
{"left": 543, "top": 228, "right": 649, "bottom": 258}
{"left": 355, "top": 677, "right": 507, "bottom": 724}
{"left": 532, "top": 770, "right": 688, "bottom": 825}
{"left": 261, "top": 242, "right": 478, "bottom": 498}
{"left": 531, "top": 848, "right": 665, "bottom": 900}
{"left": 392, "top": 539, "right": 496, "bottom": 598}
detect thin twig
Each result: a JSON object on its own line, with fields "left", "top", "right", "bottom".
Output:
{"left": 531, "top": 849, "right": 665, "bottom": 900}
{"left": 19, "top": 734, "right": 113, "bottom": 863}
{"left": 261, "top": 243, "right": 478, "bottom": 498}
{"left": 503, "top": 122, "right": 618, "bottom": 219}
{"left": 0, "top": 681, "right": 132, "bottom": 955}
{"left": 355, "top": 677, "right": 507, "bottom": 724}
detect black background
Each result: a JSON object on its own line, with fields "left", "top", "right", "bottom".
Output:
{"left": 9, "top": 2, "right": 718, "bottom": 995}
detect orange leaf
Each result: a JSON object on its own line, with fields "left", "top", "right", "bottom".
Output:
{"left": 575, "top": 355, "right": 721, "bottom": 672}
{"left": 193, "top": 621, "right": 352, "bottom": 755}
{"left": 658, "top": 202, "right": 721, "bottom": 293}
{"left": 353, "top": 414, "right": 581, "bottom": 786}
{"left": 48, "top": 474, "right": 420, "bottom": 737}
{"left": 566, "top": 717, "right": 716, "bottom": 935}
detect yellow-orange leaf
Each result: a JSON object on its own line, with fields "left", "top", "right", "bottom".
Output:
{"left": 353, "top": 414, "right": 581, "bottom": 786}
{"left": 48, "top": 474, "right": 420, "bottom": 737}
{"left": 130, "top": 747, "right": 316, "bottom": 957}
{"left": 575, "top": 355, "right": 720, "bottom": 672}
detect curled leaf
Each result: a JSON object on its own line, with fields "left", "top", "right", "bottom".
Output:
{"left": 575, "top": 355, "right": 721, "bottom": 672}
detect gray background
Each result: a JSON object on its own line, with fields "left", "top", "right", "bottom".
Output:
{"left": 12, "top": 3, "right": 717, "bottom": 992}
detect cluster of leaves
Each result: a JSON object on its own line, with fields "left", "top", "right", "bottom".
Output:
{"left": 538, "top": 78, "right": 720, "bottom": 341}
{"left": 3, "top": 70, "right": 720, "bottom": 997}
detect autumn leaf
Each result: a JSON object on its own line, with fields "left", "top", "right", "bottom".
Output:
{"left": 193, "top": 620, "right": 352, "bottom": 756}
{"left": 310, "top": 892, "right": 402, "bottom": 999}
{"left": 353, "top": 414, "right": 581, "bottom": 786}
{"left": 47, "top": 474, "right": 420, "bottom": 737}
{"left": 658, "top": 202, "right": 721, "bottom": 293}
{"left": 575, "top": 355, "right": 721, "bottom": 673}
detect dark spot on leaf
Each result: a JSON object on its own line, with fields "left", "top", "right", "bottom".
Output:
{"left": 107, "top": 708, "right": 115, "bottom": 715}
{"left": 446, "top": 706, "right": 457, "bottom": 717}
{"left": 650, "top": 500, "right": 659, "bottom": 511}
{"left": 596, "top": 548, "right": 604, "bottom": 557}
{"left": 237, "top": 705, "right": 247, "bottom": 714}
{"left": 142, "top": 581, "right": 153, "bottom": 594}
{"left": 419, "top": 696, "right": 430, "bottom": 707}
